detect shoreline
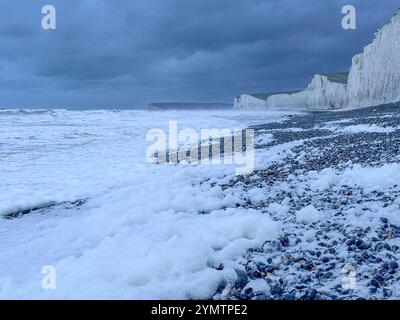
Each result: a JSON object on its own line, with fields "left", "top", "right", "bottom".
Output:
{"left": 212, "top": 102, "right": 400, "bottom": 300}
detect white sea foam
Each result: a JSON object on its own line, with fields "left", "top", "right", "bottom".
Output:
{"left": 0, "top": 109, "right": 288, "bottom": 299}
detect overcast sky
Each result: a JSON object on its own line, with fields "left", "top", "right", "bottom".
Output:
{"left": 0, "top": 0, "right": 399, "bottom": 108}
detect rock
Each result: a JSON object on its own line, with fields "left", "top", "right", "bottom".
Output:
{"left": 373, "top": 275, "right": 385, "bottom": 285}
{"left": 382, "top": 262, "right": 390, "bottom": 270}
{"left": 216, "top": 279, "right": 227, "bottom": 293}
{"left": 362, "top": 252, "right": 370, "bottom": 260}
{"left": 234, "top": 269, "right": 248, "bottom": 289}
{"left": 270, "top": 285, "right": 283, "bottom": 296}
{"left": 347, "top": 238, "right": 356, "bottom": 246}
{"left": 280, "top": 236, "right": 290, "bottom": 247}
{"left": 375, "top": 242, "right": 391, "bottom": 252}
{"left": 244, "top": 287, "right": 253, "bottom": 295}
{"left": 255, "top": 294, "right": 271, "bottom": 300}
{"left": 256, "top": 262, "right": 267, "bottom": 272}
{"left": 378, "top": 268, "right": 387, "bottom": 276}
{"left": 282, "top": 293, "right": 296, "bottom": 300}
{"left": 265, "top": 265, "right": 276, "bottom": 273}
{"left": 327, "top": 248, "right": 336, "bottom": 254}
{"left": 383, "top": 273, "right": 393, "bottom": 281}
{"left": 332, "top": 284, "right": 342, "bottom": 292}
{"left": 305, "top": 262, "right": 315, "bottom": 271}
{"left": 321, "top": 256, "right": 330, "bottom": 263}
{"left": 354, "top": 256, "right": 362, "bottom": 265}
{"left": 369, "top": 279, "right": 380, "bottom": 288}
{"left": 355, "top": 239, "right": 364, "bottom": 247}
{"left": 383, "top": 288, "right": 393, "bottom": 298}
{"left": 302, "top": 289, "right": 318, "bottom": 300}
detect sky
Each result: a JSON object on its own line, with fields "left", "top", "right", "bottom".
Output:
{"left": 0, "top": 0, "right": 399, "bottom": 109}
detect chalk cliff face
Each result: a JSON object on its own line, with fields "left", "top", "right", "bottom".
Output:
{"left": 234, "top": 94, "right": 268, "bottom": 110}
{"left": 279, "top": 74, "right": 347, "bottom": 110}
{"left": 347, "top": 11, "right": 400, "bottom": 108}
{"left": 234, "top": 74, "right": 347, "bottom": 110}
{"left": 234, "top": 10, "right": 400, "bottom": 111}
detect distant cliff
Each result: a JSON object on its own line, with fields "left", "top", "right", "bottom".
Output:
{"left": 234, "top": 9, "right": 400, "bottom": 111}
{"left": 148, "top": 102, "right": 232, "bottom": 110}
{"left": 234, "top": 73, "right": 348, "bottom": 110}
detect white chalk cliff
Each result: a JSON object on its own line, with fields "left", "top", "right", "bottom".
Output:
{"left": 234, "top": 9, "right": 400, "bottom": 110}
{"left": 234, "top": 74, "right": 347, "bottom": 110}
{"left": 347, "top": 11, "right": 400, "bottom": 108}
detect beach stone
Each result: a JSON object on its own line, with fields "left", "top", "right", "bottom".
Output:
{"left": 234, "top": 269, "right": 248, "bottom": 289}
{"left": 270, "top": 285, "right": 283, "bottom": 296}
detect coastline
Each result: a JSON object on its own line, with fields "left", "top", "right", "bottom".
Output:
{"left": 212, "top": 102, "right": 400, "bottom": 300}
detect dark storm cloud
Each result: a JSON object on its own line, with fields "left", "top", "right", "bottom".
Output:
{"left": 0, "top": 0, "right": 399, "bottom": 108}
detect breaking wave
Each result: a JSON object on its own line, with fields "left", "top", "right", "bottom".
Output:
{"left": 0, "top": 109, "right": 65, "bottom": 117}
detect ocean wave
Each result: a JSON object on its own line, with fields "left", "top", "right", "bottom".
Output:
{"left": 0, "top": 109, "right": 64, "bottom": 116}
